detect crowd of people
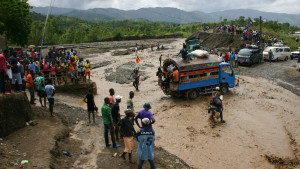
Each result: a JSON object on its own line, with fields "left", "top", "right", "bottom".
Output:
{"left": 83, "top": 87, "right": 155, "bottom": 168}
{"left": 213, "top": 24, "right": 261, "bottom": 40}
{"left": 0, "top": 47, "right": 92, "bottom": 95}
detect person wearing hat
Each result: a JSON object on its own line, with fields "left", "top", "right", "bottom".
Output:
{"left": 136, "top": 118, "right": 155, "bottom": 169}
{"left": 101, "top": 97, "right": 120, "bottom": 148}
{"left": 119, "top": 109, "right": 136, "bottom": 163}
{"left": 135, "top": 102, "right": 155, "bottom": 129}
{"left": 111, "top": 95, "right": 122, "bottom": 141}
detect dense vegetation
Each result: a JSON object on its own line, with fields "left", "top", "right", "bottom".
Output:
{"left": 29, "top": 13, "right": 300, "bottom": 49}
{"left": 0, "top": 0, "right": 32, "bottom": 46}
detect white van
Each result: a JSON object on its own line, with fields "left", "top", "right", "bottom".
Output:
{"left": 263, "top": 46, "right": 291, "bottom": 61}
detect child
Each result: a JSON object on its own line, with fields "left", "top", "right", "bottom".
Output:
{"left": 83, "top": 88, "right": 97, "bottom": 123}
{"left": 120, "top": 109, "right": 136, "bottom": 163}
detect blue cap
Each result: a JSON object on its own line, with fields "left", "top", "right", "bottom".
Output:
{"left": 143, "top": 102, "right": 151, "bottom": 110}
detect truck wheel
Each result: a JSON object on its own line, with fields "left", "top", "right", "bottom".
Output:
{"left": 188, "top": 89, "right": 198, "bottom": 99}
{"left": 220, "top": 84, "right": 228, "bottom": 94}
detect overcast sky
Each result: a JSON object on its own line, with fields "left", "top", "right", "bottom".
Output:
{"left": 28, "top": 0, "right": 300, "bottom": 14}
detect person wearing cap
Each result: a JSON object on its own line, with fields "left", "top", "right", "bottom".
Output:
{"left": 120, "top": 109, "right": 136, "bottom": 163}
{"left": 101, "top": 97, "right": 120, "bottom": 148}
{"left": 111, "top": 95, "right": 122, "bottom": 141}
{"left": 136, "top": 117, "right": 155, "bottom": 169}
{"left": 135, "top": 102, "right": 155, "bottom": 129}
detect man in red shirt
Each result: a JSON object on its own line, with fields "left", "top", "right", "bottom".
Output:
{"left": 224, "top": 53, "right": 229, "bottom": 63}
{"left": 26, "top": 70, "right": 35, "bottom": 104}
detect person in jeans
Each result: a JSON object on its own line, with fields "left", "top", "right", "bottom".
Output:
{"left": 101, "top": 97, "right": 120, "bottom": 148}
{"left": 137, "top": 118, "right": 155, "bottom": 169}
{"left": 0, "top": 53, "right": 7, "bottom": 94}
{"left": 45, "top": 79, "right": 55, "bottom": 117}
{"left": 25, "top": 70, "right": 35, "bottom": 104}
{"left": 9, "top": 52, "right": 22, "bottom": 92}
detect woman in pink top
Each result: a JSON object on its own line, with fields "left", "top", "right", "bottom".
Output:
{"left": 50, "top": 62, "right": 56, "bottom": 85}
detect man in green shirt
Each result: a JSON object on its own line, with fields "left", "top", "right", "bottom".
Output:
{"left": 101, "top": 97, "right": 120, "bottom": 148}
{"left": 34, "top": 72, "right": 46, "bottom": 107}
{"left": 126, "top": 91, "right": 136, "bottom": 124}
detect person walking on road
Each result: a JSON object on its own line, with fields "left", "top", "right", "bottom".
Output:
{"left": 101, "top": 97, "right": 120, "bottom": 148}
{"left": 83, "top": 88, "right": 97, "bottom": 123}
{"left": 45, "top": 79, "right": 55, "bottom": 117}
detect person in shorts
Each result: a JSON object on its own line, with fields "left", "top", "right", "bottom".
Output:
{"left": 34, "top": 72, "right": 46, "bottom": 107}
{"left": 83, "top": 88, "right": 97, "bottom": 123}
{"left": 84, "top": 60, "right": 91, "bottom": 82}
{"left": 120, "top": 109, "right": 136, "bottom": 163}
{"left": 45, "top": 79, "right": 55, "bottom": 117}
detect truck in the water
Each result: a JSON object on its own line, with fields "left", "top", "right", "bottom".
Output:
{"left": 159, "top": 53, "right": 238, "bottom": 99}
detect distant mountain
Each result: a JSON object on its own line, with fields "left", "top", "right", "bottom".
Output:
{"left": 210, "top": 9, "right": 300, "bottom": 26}
{"left": 31, "top": 7, "right": 300, "bottom": 26}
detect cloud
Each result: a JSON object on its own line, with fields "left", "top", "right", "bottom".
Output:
{"left": 28, "top": 0, "right": 300, "bottom": 14}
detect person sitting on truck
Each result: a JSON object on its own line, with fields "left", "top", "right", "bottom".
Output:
{"left": 178, "top": 44, "right": 189, "bottom": 62}
{"left": 172, "top": 67, "right": 179, "bottom": 83}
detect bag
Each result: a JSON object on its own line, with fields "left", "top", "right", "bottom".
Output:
{"left": 213, "top": 97, "right": 222, "bottom": 107}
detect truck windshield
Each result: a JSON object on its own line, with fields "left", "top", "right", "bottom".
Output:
{"left": 222, "top": 65, "right": 233, "bottom": 76}
{"left": 238, "top": 49, "right": 252, "bottom": 56}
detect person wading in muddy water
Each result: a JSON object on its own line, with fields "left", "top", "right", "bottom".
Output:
{"left": 130, "top": 68, "right": 140, "bottom": 91}
{"left": 101, "top": 97, "right": 120, "bottom": 148}
{"left": 83, "top": 88, "right": 97, "bottom": 123}
{"left": 210, "top": 87, "right": 225, "bottom": 123}
{"left": 120, "top": 109, "right": 136, "bottom": 163}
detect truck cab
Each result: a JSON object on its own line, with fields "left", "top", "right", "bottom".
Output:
{"left": 219, "top": 62, "right": 236, "bottom": 93}
{"left": 186, "top": 39, "right": 200, "bottom": 51}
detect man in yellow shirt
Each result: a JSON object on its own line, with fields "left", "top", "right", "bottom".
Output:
{"left": 71, "top": 53, "right": 79, "bottom": 62}
{"left": 85, "top": 60, "right": 91, "bottom": 82}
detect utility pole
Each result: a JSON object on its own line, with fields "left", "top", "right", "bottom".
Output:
{"left": 259, "top": 16, "right": 262, "bottom": 41}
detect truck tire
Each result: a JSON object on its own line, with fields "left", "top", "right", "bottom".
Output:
{"left": 188, "top": 89, "right": 198, "bottom": 99}
{"left": 220, "top": 84, "right": 228, "bottom": 94}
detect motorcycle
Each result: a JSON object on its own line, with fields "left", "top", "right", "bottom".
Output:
{"left": 208, "top": 95, "right": 224, "bottom": 123}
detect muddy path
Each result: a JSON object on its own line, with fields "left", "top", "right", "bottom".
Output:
{"left": 236, "top": 59, "right": 300, "bottom": 96}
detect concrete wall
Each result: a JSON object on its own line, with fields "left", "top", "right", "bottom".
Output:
{"left": 0, "top": 93, "right": 32, "bottom": 138}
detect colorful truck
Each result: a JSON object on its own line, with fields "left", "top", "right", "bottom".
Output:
{"left": 160, "top": 54, "right": 238, "bottom": 99}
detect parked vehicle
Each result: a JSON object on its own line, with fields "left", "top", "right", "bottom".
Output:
{"left": 160, "top": 53, "right": 238, "bottom": 99}
{"left": 237, "top": 46, "right": 262, "bottom": 66}
{"left": 291, "top": 47, "right": 300, "bottom": 60}
{"left": 186, "top": 39, "right": 200, "bottom": 51}
{"left": 263, "top": 44, "right": 291, "bottom": 61}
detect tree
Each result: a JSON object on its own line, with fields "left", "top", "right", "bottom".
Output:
{"left": 0, "top": 0, "right": 32, "bottom": 46}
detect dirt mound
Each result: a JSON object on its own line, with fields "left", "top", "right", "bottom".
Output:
{"left": 186, "top": 32, "right": 243, "bottom": 51}
{"left": 105, "top": 62, "right": 149, "bottom": 84}
{"left": 0, "top": 93, "right": 32, "bottom": 138}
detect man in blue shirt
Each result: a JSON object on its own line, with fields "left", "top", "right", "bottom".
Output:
{"left": 9, "top": 52, "right": 22, "bottom": 92}
{"left": 136, "top": 118, "right": 155, "bottom": 169}
{"left": 45, "top": 79, "right": 55, "bottom": 117}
